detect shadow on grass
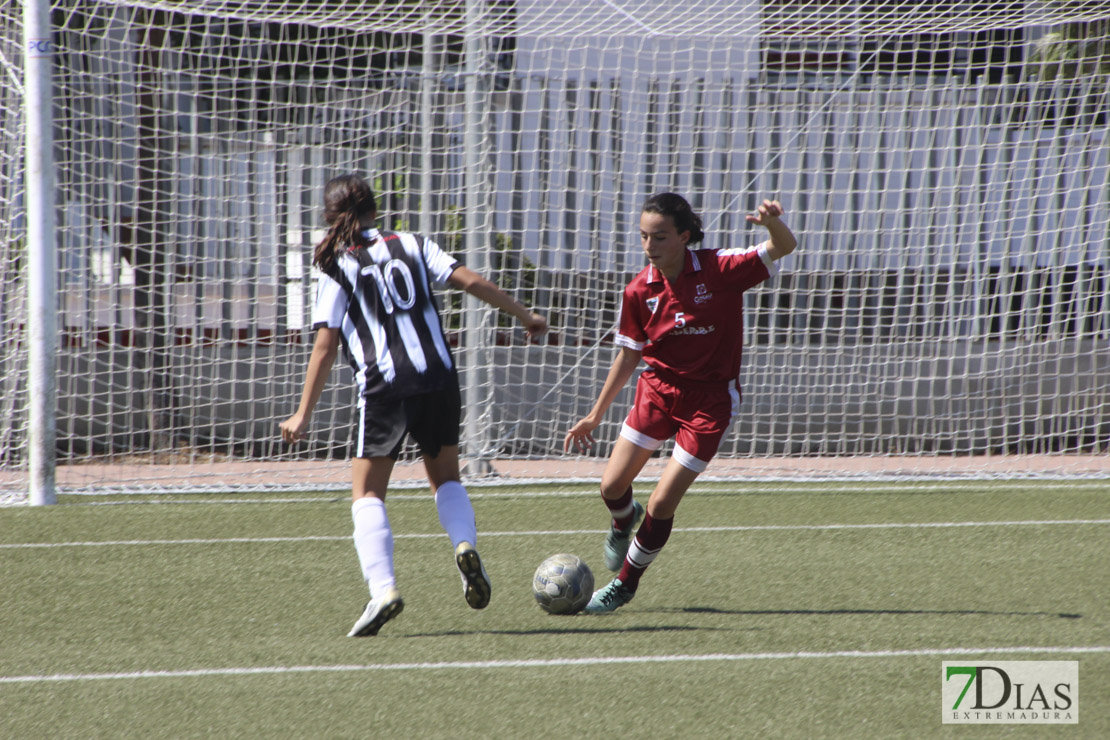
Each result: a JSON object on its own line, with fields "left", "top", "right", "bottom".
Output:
{"left": 650, "top": 606, "right": 1082, "bottom": 619}
{"left": 400, "top": 623, "right": 761, "bottom": 639}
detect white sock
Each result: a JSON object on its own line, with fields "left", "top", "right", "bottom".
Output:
{"left": 351, "top": 497, "right": 395, "bottom": 597}
{"left": 434, "top": 480, "right": 477, "bottom": 550}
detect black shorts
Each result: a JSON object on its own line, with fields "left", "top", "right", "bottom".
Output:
{"left": 351, "top": 381, "right": 462, "bottom": 460}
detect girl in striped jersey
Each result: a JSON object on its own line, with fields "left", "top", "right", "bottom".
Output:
{"left": 565, "top": 193, "right": 796, "bottom": 613}
{"left": 281, "top": 174, "right": 547, "bottom": 636}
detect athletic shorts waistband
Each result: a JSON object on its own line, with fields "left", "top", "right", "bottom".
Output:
{"left": 645, "top": 367, "right": 733, "bottom": 392}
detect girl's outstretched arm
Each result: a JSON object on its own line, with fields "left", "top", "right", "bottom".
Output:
{"left": 280, "top": 327, "right": 340, "bottom": 443}
{"left": 564, "top": 346, "right": 642, "bottom": 452}
{"left": 447, "top": 265, "right": 547, "bottom": 339}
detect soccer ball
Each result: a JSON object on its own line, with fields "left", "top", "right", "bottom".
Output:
{"left": 532, "top": 553, "right": 594, "bottom": 615}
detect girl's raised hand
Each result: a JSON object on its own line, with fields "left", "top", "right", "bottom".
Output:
{"left": 745, "top": 199, "right": 784, "bottom": 226}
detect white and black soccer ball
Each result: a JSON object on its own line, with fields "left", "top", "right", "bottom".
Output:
{"left": 532, "top": 553, "right": 594, "bottom": 615}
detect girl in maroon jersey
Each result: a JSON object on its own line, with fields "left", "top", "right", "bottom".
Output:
{"left": 564, "top": 192, "right": 796, "bottom": 613}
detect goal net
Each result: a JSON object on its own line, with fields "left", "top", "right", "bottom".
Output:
{"left": 2, "top": 0, "right": 1109, "bottom": 500}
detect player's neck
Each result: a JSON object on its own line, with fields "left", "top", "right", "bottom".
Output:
{"left": 659, "top": 260, "right": 684, "bottom": 281}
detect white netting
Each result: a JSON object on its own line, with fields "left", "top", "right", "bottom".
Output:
{"left": 2, "top": 1, "right": 1109, "bottom": 499}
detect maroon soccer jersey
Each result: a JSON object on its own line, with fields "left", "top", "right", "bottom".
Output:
{"left": 615, "top": 245, "right": 777, "bottom": 388}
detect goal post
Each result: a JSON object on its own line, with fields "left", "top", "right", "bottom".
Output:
{"left": 1, "top": 1, "right": 1108, "bottom": 501}
{"left": 22, "top": 0, "right": 57, "bottom": 506}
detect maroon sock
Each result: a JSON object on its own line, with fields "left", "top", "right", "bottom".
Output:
{"left": 603, "top": 485, "right": 636, "bottom": 530}
{"left": 618, "top": 513, "right": 673, "bottom": 591}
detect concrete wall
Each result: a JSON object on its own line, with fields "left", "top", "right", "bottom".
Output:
{"left": 55, "top": 338, "right": 1109, "bottom": 460}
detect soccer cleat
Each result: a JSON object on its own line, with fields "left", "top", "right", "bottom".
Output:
{"left": 603, "top": 500, "right": 644, "bottom": 571}
{"left": 455, "top": 542, "right": 492, "bottom": 609}
{"left": 584, "top": 578, "right": 635, "bottom": 614}
{"left": 348, "top": 586, "right": 404, "bottom": 637}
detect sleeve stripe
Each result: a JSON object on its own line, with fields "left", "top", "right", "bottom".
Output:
{"left": 757, "top": 244, "right": 780, "bottom": 277}
{"left": 614, "top": 333, "right": 645, "bottom": 351}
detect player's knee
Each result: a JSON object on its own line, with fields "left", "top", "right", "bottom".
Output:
{"left": 599, "top": 479, "right": 628, "bottom": 500}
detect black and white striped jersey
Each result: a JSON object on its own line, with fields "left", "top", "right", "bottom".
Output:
{"left": 312, "top": 227, "right": 459, "bottom": 402}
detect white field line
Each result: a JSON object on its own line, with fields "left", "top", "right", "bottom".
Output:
{"left": 2, "top": 519, "right": 1109, "bottom": 550}
{"left": 57, "top": 479, "right": 1110, "bottom": 505}
{"left": 2, "top": 645, "right": 1108, "bottom": 685}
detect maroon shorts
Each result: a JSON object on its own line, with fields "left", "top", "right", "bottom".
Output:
{"left": 620, "top": 370, "right": 740, "bottom": 473}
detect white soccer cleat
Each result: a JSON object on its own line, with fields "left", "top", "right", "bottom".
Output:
{"left": 347, "top": 586, "right": 404, "bottom": 637}
{"left": 455, "top": 542, "right": 492, "bottom": 609}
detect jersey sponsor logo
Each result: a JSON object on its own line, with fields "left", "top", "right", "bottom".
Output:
{"left": 694, "top": 283, "right": 714, "bottom": 304}
{"left": 671, "top": 324, "right": 715, "bottom": 336}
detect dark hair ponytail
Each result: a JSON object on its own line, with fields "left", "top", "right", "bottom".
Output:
{"left": 641, "top": 192, "right": 705, "bottom": 244}
{"left": 313, "top": 174, "right": 378, "bottom": 270}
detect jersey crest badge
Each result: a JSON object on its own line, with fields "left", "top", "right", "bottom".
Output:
{"left": 646, "top": 297, "right": 659, "bottom": 314}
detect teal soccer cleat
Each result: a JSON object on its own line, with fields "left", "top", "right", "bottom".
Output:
{"left": 583, "top": 578, "right": 635, "bottom": 614}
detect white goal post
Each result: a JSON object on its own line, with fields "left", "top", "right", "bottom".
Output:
{"left": 2, "top": 0, "right": 1109, "bottom": 501}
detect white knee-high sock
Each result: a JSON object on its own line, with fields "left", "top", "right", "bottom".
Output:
{"left": 434, "top": 480, "right": 477, "bottom": 550}
{"left": 351, "top": 497, "right": 395, "bottom": 597}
